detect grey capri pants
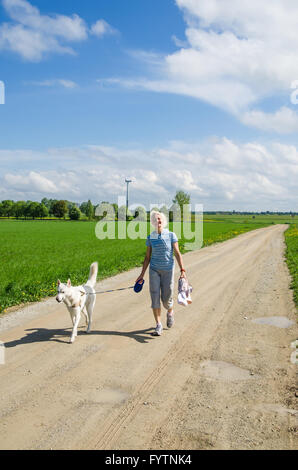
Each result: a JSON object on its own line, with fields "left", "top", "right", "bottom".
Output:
{"left": 149, "top": 267, "right": 175, "bottom": 310}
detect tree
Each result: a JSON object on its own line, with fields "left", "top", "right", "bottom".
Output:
{"left": 69, "top": 206, "right": 81, "bottom": 220}
{"left": 0, "top": 200, "right": 15, "bottom": 217}
{"left": 14, "top": 201, "right": 26, "bottom": 219}
{"left": 52, "top": 200, "right": 68, "bottom": 219}
{"left": 49, "top": 199, "right": 58, "bottom": 217}
{"left": 172, "top": 190, "right": 191, "bottom": 221}
{"left": 95, "top": 202, "right": 116, "bottom": 221}
{"left": 41, "top": 197, "right": 51, "bottom": 209}
{"left": 80, "top": 202, "right": 88, "bottom": 215}
{"left": 35, "top": 203, "right": 49, "bottom": 219}
{"left": 134, "top": 206, "right": 147, "bottom": 221}
{"left": 86, "top": 200, "right": 94, "bottom": 220}
{"left": 26, "top": 202, "right": 40, "bottom": 219}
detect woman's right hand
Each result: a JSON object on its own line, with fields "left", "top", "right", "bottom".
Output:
{"left": 135, "top": 274, "right": 144, "bottom": 284}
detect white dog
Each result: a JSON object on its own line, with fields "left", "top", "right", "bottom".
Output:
{"left": 56, "top": 262, "right": 98, "bottom": 343}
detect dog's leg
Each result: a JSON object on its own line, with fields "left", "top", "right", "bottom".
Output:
{"left": 67, "top": 307, "right": 75, "bottom": 326}
{"left": 86, "top": 298, "right": 95, "bottom": 334}
{"left": 82, "top": 307, "right": 89, "bottom": 326}
{"left": 70, "top": 308, "right": 81, "bottom": 343}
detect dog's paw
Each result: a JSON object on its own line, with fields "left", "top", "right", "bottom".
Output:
{"left": 70, "top": 337, "right": 75, "bottom": 344}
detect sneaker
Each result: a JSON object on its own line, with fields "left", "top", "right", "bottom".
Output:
{"left": 152, "top": 323, "right": 163, "bottom": 336}
{"left": 167, "top": 311, "right": 175, "bottom": 328}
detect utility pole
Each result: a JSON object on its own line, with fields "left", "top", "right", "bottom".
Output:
{"left": 125, "top": 178, "right": 132, "bottom": 221}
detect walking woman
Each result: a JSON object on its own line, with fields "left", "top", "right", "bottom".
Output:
{"left": 136, "top": 211, "right": 186, "bottom": 336}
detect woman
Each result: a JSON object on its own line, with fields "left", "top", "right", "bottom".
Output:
{"left": 136, "top": 210, "right": 186, "bottom": 336}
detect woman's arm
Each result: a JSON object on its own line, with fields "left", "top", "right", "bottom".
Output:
{"left": 136, "top": 246, "right": 152, "bottom": 282}
{"left": 173, "top": 242, "right": 186, "bottom": 278}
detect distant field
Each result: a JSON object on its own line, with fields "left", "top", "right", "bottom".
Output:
{"left": 202, "top": 214, "right": 298, "bottom": 224}
{"left": 285, "top": 224, "right": 298, "bottom": 307}
{"left": 0, "top": 217, "right": 293, "bottom": 314}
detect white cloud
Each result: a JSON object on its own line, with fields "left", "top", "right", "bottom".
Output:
{"left": 1, "top": 138, "right": 298, "bottom": 211}
{"left": 107, "top": 0, "right": 298, "bottom": 133}
{"left": 0, "top": 0, "right": 117, "bottom": 61}
{"left": 241, "top": 107, "right": 298, "bottom": 134}
{"left": 90, "top": 19, "right": 118, "bottom": 38}
{"left": 2, "top": 0, "right": 88, "bottom": 41}
{"left": 5, "top": 171, "right": 58, "bottom": 193}
{"left": 29, "top": 79, "right": 78, "bottom": 89}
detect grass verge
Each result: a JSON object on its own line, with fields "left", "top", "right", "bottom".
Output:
{"left": 285, "top": 224, "right": 298, "bottom": 308}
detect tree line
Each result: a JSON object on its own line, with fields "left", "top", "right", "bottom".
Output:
{"left": 0, "top": 198, "right": 95, "bottom": 220}
{"left": 0, "top": 191, "right": 191, "bottom": 221}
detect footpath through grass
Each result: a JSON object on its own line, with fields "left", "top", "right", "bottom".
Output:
{"left": 285, "top": 224, "right": 298, "bottom": 308}
{"left": 0, "top": 218, "right": 278, "bottom": 314}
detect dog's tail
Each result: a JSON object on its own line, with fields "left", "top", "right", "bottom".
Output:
{"left": 86, "top": 262, "right": 98, "bottom": 289}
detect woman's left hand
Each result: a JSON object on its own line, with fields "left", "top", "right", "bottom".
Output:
{"left": 179, "top": 270, "right": 187, "bottom": 279}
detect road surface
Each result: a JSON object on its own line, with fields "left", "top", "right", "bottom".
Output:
{"left": 0, "top": 224, "right": 297, "bottom": 450}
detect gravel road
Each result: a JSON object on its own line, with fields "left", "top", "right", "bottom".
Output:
{"left": 0, "top": 224, "right": 297, "bottom": 450}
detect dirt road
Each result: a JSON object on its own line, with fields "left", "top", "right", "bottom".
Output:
{"left": 0, "top": 224, "right": 297, "bottom": 450}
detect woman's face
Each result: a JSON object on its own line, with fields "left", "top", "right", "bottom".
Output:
{"left": 156, "top": 214, "right": 163, "bottom": 231}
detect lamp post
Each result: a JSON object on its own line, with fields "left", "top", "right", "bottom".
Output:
{"left": 125, "top": 178, "right": 132, "bottom": 221}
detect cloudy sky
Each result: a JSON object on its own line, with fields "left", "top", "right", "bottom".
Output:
{"left": 1, "top": 0, "right": 298, "bottom": 211}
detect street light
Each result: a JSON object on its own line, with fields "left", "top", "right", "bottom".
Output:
{"left": 125, "top": 178, "right": 133, "bottom": 220}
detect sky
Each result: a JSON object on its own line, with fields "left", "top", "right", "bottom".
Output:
{"left": 0, "top": 0, "right": 298, "bottom": 211}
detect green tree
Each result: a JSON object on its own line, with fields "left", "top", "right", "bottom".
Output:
{"left": 49, "top": 199, "right": 58, "bottom": 217}
{"left": 52, "top": 200, "right": 68, "bottom": 219}
{"left": 35, "top": 203, "right": 49, "bottom": 219}
{"left": 41, "top": 198, "right": 52, "bottom": 209}
{"left": 172, "top": 190, "right": 191, "bottom": 221}
{"left": 79, "top": 202, "right": 88, "bottom": 215}
{"left": 86, "top": 200, "right": 94, "bottom": 220}
{"left": 95, "top": 202, "right": 116, "bottom": 221}
{"left": 134, "top": 206, "right": 147, "bottom": 221}
{"left": 69, "top": 206, "right": 81, "bottom": 220}
{"left": 27, "top": 202, "right": 40, "bottom": 219}
{"left": 24, "top": 201, "right": 33, "bottom": 219}
{"left": 14, "top": 201, "right": 26, "bottom": 219}
{"left": 0, "top": 200, "right": 15, "bottom": 217}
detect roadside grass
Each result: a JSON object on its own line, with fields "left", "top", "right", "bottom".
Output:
{"left": 285, "top": 224, "right": 298, "bottom": 308}
{"left": 0, "top": 218, "right": 273, "bottom": 314}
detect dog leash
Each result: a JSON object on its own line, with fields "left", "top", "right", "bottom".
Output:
{"left": 87, "top": 286, "right": 135, "bottom": 295}
{"left": 86, "top": 279, "right": 145, "bottom": 296}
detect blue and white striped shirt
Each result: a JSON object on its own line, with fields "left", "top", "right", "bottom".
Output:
{"left": 146, "top": 230, "right": 178, "bottom": 271}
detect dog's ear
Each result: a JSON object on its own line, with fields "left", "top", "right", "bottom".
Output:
{"left": 79, "top": 288, "right": 85, "bottom": 296}
{"left": 57, "top": 279, "right": 61, "bottom": 286}
{"left": 67, "top": 279, "right": 71, "bottom": 287}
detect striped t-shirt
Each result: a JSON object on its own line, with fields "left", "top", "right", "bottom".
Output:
{"left": 146, "top": 230, "right": 178, "bottom": 271}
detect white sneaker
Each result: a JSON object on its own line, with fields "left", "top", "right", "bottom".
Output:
{"left": 167, "top": 311, "right": 175, "bottom": 328}
{"left": 152, "top": 323, "right": 163, "bottom": 336}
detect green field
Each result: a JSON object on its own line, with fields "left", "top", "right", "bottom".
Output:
{"left": 0, "top": 216, "right": 297, "bottom": 314}
{"left": 285, "top": 224, "right": 298, "bottom": 307}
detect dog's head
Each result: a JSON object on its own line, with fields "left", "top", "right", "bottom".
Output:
{"left": 56, "top": 279, "right": 71, "bottom": 303}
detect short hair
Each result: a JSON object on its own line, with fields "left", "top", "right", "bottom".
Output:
{"left": 150, "top": 210, "right": 168, "bottom": 228}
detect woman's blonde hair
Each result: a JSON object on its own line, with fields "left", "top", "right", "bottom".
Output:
{"left": 150, "top": 210, "right": 168, "bottom": 229}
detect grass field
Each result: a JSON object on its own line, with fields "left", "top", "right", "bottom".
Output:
{"left": 285, "top": 224, "right": 298, "bottom": 307}
{"left": 0, "top": 216, "right": 296, "bottom": 314}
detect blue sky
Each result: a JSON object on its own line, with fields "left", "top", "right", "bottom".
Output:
{"left": 0, "top": 0, "right": 298, "bottom": 211}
